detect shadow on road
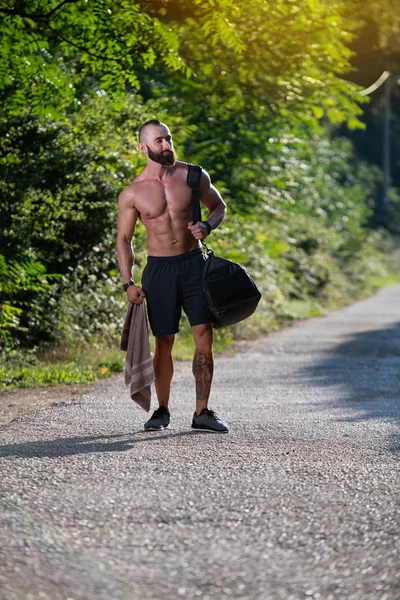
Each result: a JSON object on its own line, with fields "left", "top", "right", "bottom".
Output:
{"left": 0, "top": 429, "right": 206, "bottom": 459}
{"left": 298, "top": 321, "right": 400, "bottom": 450}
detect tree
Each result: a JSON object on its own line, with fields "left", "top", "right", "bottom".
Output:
{"left": 1, "top": 0, "right": 367, "bottom": 126}
{"left": 337, "top": 0, "right": 400, "bottom": 230}
{"left": 0, "top": 0, "right": 185, "bottom": 118}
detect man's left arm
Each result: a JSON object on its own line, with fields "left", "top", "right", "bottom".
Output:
{"left": 188, "top": 169, "right": 227, "bottom": 241}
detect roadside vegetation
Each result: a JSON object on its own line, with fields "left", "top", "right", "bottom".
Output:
{"left": 1, "top": 1, "right": 399, "bottom": 390}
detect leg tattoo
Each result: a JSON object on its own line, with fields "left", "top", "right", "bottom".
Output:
{"left": 192, "top": 351, "right": 214, "bottom": 401}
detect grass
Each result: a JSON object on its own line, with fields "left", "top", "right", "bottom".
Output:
{"left": 0, "top": 345, "right": 124, "bottom": 391}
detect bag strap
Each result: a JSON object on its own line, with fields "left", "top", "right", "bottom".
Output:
{"left": 186, "top": 163, "right": 202, "bottom": 225}
{"left": 187, "top": 163, "right": 213, "bottom": 257}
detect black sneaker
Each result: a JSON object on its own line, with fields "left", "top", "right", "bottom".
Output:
{"left": 144, "top": 406, "right": 170, "bottom": 431}
{"left": 191, "top": 408, "right": 229, "bottom": 433}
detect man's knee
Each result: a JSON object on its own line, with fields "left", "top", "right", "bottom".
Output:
{"left": 192, "top": 324, "right": 213, "bottom": 354}
{"left": 155, "top": 334, "right": 175, "bottom": 354}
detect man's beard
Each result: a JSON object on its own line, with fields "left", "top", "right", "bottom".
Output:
{"left": 146, "top": 146, "right": 177, "bottom": 166}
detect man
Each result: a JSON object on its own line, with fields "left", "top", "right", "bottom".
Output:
{"left": 116, "top": 119, "right": 229, "bottom": 433}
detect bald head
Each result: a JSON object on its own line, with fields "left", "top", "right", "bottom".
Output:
{"left": 138, "top": 119, "right": 169, "bottom": 143}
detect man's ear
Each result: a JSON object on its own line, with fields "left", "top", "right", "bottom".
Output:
{"left": 138, "top": 142, "right": 148, "bottom": 156}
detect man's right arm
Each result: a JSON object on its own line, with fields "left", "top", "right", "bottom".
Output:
{"left": 116, "top": 188, "right": 146, "bottom": 305}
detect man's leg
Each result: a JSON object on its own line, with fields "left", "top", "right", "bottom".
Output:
{"left": 191, "top": 323, "right": 228, "bottom": 432}
{"left": 183, "top": 251, "right": 228, "bottom": 431}
{"left": 144, "top": 334, "right": 175, "bottom": 431}
{"left": 192, "top": 324, "right": 213, "bottom": 416}
{"left": 154, "top": 334, "right": 175, "bottom": 408}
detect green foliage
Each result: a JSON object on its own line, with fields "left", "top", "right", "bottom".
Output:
{"left": 351, "top": 0, "right": 400, "bottom": 52}
{"left": 0, "top": 343, "right": 123, "bottom": 390}
{"left": 0, "top": 254, "right": 61, "bottom": 348}
{"left": 1, "top": 1, "right": 369, "bottom": 126}
{"left": 170, "top": 0, "right": 367, "bottom": 128}
{"left": 0, "top": 92, "right": 164, "bottom": 346}
{"left": 1, "top": 94, "right": 144, "bottom": 270}
{"left": 0, "top": 362, "right": 99, "bottom": 389}
{"left": 0, "top": 0, "right": 185, "bottom": 118}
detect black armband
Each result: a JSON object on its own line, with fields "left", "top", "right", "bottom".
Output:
{"left": 202, "top": 221, "right": 212, "bottom": 235}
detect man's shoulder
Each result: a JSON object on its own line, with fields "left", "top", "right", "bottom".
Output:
{"left": 177, "top": 160, "right": 204, "bottom": 174}
{"left": 183, "top": 161, "right": 208, "bottom": 180}
{"left": 118, "top": 170, "right": 147, "bottom": 205}
{"left": 118, "top": 183, "right": 136, "bottom": 204}
{"left": 175, "top": 160, "right": 190, "bottom": 170}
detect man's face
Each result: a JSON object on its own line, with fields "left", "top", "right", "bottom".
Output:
{"left": 146, "top": 144, "right": 177, "bottom": 166}
{"left": 140, "top": 125, "right": 177, "bottom": 166}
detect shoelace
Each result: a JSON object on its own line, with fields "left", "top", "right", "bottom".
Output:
{"left": 202, "top": 409, "right": 218, "bottom": 419}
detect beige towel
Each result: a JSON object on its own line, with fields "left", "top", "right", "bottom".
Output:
{"left": 120, "top": 302, "right": 154, "bottom": 412}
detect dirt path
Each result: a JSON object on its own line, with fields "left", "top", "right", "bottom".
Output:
{"left": 0, "top": 383, "right": 100, "bottom": 426}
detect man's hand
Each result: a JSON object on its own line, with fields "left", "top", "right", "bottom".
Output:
{"left": 188, "top": 221, "right": 209, "bottom": 241}
{"left": 126, "top": 285, "right": 146, "bottom": 305}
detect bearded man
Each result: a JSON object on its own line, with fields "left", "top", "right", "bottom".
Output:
{"left": 116, "top": 119, "right": 228, "bottom": 432}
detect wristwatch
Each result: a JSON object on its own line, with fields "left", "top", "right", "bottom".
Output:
{"left": 123, "top": 280, "right": 135, "bottom": 291}
{"left": 202, "top": 221, "right": 212, "bottom": 235}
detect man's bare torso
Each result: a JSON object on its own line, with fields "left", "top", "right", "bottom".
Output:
{"left": 125, "top": 161, "right": 198, "bottom": 257}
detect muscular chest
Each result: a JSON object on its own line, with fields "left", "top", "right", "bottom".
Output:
{"left": 135, "top": 177, "right": 191, "bottom": 220}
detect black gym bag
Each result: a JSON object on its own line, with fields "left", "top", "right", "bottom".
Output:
{"left": 187, "top": 164, "right": 262, "bottom": 329}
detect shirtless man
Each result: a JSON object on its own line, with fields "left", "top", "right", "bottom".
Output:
{"left": 116, "top": 119, "right": 229, "bottom": 433}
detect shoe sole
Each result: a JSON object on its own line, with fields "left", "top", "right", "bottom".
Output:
{"left": 191, "top": 426, "right": 229, "bottom": 433}
{"left": 144, "top": 424, "right": 170, "bottom": 431}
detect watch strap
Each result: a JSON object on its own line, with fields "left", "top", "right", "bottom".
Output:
{"left": 123, "top": 280, "right": 135, "bottom": 291}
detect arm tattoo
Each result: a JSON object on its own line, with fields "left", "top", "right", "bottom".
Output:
{"left": 192, "top": 351, "right": 214, "bottom": 401}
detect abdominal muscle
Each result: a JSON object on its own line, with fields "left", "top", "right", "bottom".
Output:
{"left": 142, "top": 209, "right": 200, "bottom": 257}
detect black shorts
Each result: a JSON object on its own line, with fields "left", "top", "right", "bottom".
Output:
{"left": 141, "top": 248, "right": 213, "bottom": 337}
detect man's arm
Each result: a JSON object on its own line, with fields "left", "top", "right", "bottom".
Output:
{"left": 116, "top": 188, "right": 146, "bottom": 304}
{"left": 188, "top": 169, "right": 227, "bottom": 241}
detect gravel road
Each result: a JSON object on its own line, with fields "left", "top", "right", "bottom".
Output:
{"left": 1, "top": 286, "right": 399, "bottom": 600}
